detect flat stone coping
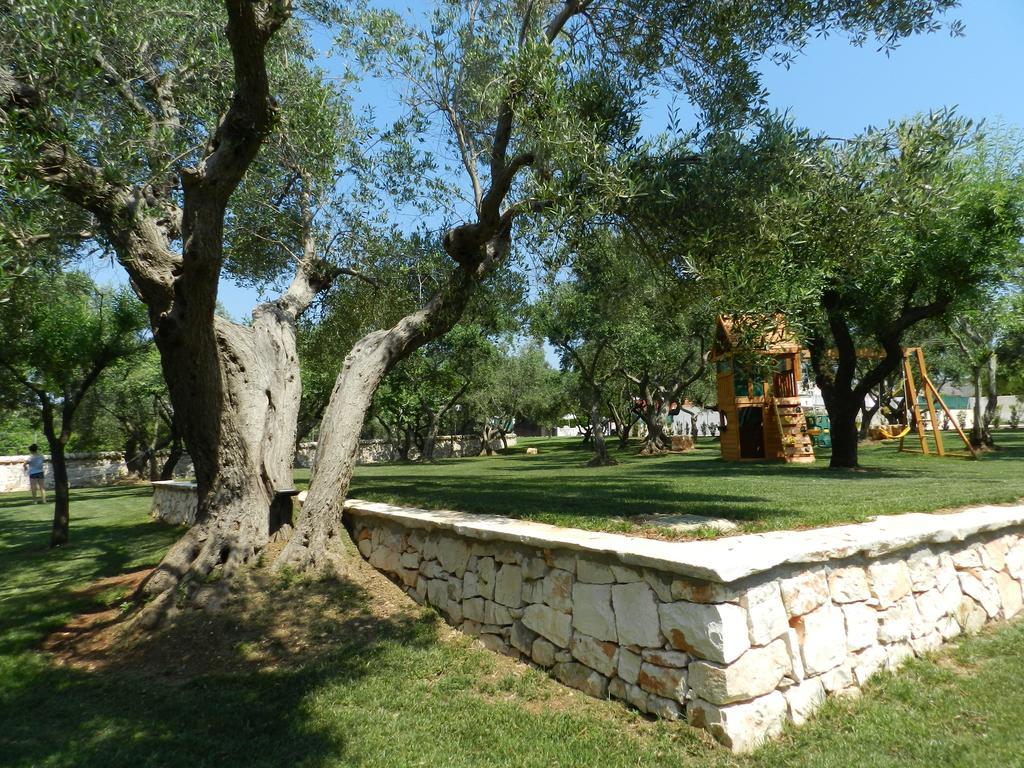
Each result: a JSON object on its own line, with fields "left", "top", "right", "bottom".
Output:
{"left": 150, "top": 480, "right": 197, "bottom": 491}
{"left": 344, "top": 499, "right": 1024, "bottom": 585}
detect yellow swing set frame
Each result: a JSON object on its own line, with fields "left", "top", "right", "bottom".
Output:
{"left": 889, "top": 347, "right": 977, "bottom": 459}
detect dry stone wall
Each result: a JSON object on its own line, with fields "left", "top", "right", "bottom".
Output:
{"left": 346, "top": 500, "right": 1024, "bottom": 752}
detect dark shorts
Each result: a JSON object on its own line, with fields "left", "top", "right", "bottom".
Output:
{"left": 29, "top": 473, "right": 44, "bottom": 479}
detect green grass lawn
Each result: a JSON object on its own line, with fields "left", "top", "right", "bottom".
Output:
{"left": 322, "top": 432, "right": 1024, "bottom": 537}
{"left": 3, "top": 487, "right": 1024, "bottom": 767}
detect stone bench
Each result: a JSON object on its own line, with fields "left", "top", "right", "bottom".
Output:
{"left": 150, "top": 480, "right": 198, "bottom": 526}
{"left": 345, "top": 498, "right": 1024, "bottom": 752}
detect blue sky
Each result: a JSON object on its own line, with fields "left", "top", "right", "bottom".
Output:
{"left": 86, "top": 1, "right": 1024, "bottom": 319}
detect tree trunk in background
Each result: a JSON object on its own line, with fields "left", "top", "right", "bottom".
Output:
{"left": 160, "top": 433, "right": 184, "bottom": 481}
{"left": 970, "top": 364, "right": 985, "bottom": 447}
{"left": 639, "top": 399, "right": 671, "bottom": 456}
{"left": 47, "top": 442, "right": 70, "bottom": 547}
{"left": 858, "top": 397, "right": 880, "bottom": 441}
{"left": 827, "top": 403, "right": 860, "bottom": 469}
{"left": 983, "top": 351, "right": 998, "bottom": 446}
{"left": 587, "top": 400, "right": 615, "bottom": 466}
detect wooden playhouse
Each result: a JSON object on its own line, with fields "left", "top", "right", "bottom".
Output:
{"left": 712, "top": 316, "right": 815, "bottom": 463}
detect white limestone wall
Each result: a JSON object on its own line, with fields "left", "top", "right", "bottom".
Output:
{"left": 0, "top": 452, "right": 129, "bottom": 493}
{"left": 346, "top": 500, "right": 1024, "bottom": 752}
{"left": 150, "top": 481, "right": 199, "bottom": 525}
{"left": 294, "top": 434, "right": 517, "bottom": 469}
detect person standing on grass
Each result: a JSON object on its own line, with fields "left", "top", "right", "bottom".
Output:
{"left": 25, "top": 444, "right": 46, "bottom": 504}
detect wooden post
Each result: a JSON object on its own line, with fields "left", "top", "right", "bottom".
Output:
{"left": 902, "top": 349, "right": 928, "bottom": 455}
{"left": 916, "top": 357, "right": 978, "bottom": 459}
{"left": 914, "top": 347, "right": 945, "bottom": 456}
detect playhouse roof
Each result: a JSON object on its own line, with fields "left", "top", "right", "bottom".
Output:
{"left": 715, "top": 314, "right": 801, "bottom": 355}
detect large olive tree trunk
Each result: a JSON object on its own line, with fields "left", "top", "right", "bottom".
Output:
{"left": 278, "top": 233, "right": 511, "bottom": 571}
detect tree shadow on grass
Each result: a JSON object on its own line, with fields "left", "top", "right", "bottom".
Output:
{"left": 0, "top": 569, "right": 439, "bottom": 768}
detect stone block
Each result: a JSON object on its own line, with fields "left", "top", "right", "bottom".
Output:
{"left": 1006, "top": 542, "right": 1024, "bottom": 580}
{"left": 938, "top": 578, "right": 964, "bottom": 616}
{"left": 572, "top": 582, "right": 617, "bottom": 642}
{"left": 437, "top": 537, "right": 471, "bottom": 576}
{"left": 981, "top": 538, "right": 1009, "bottom": 571}
{"left": 906, "top": 548, "right": 939, "bottom": 592}
{"left": 828, "top": 566, "right": 871, "bottom": 603}
{"left": 909, "top": 632, "right": 942, "bottom": 656}
{"left": 447, "top": 600, "right": 463, "bottom": 624}
{"left": 543, "top": 549, "right": 576, "bottom": 572}
{"left": 522, "top": 555, "right": 547, "bottom": 580}
{"left": 956, "top": 596, "right": 987, "bottom": 633}
{"left": 426, "top": 578, "right": 448, "bottom": 608}
{"left": 484, "top": 600, "right": 512, "bottom": 626}
{"left": 611, "top": 564, "right": 642, "bottom": 582}
{"left": 781, "top": 628, "right": 805, "bottom": 681}
{"left": 671, "top": 577, "right": 741, "bottom": 604}
{"left": 646, "top": 695, "right": 683, "bottom": 720}
{"left": 447, "top": 578, "right": 463, "bottom": 603}
{"left": 570, "top": 633, "right": 618, "bottom": 677}
{"left": 400, "top": 551, "right": 420, "bottom": 570}
{"left": 952, "top": 546, "right": 983, "bottom": 570}
{"left": 877, "top": 596, "right": 921, "bottom": 644}
{"left": 867, "top": 559, "right": 913, "bottom": 609}
{"left": 553, "top": 662, "right": 608, "bottom": 698}
{"left": 477, "top": 556, "right": 496, "bottom": 600}
{"left": 612, "top": 582, "right": 662, "bottom": 648}
{"left": 937, "top": 615, "right": 961, "bottom": 640}
{"left": 576, "top": 557, "right": 615, "bottom": 584}
{"left": 852, "top": 644, "right": 887, "bottom": 687}
{"left": 522, "top": 603, "right": 572, "bottom": 647}
{"left": 914, "top": 588, "right": 947, "bottom": 624}
{"left": 687, "top": 691, "right": 787, "bottom": 753}
{"left": 617, "top": 648, "right": 642, "bottom": 684}
{"left": 543, "top": 568, "right": 573, "bottom": 612}
{"left": 638, "top": 662, "right": 687, "bottom": 703}
{"left": 494, "top": 564, "right": 523, "bottom": 608}
{"left": 740, "top": 581, "right": 789, "bottom": 646}
{"left": 779, "top": 569, "right": 829, "bottom": 617}
{"left": 462, "top": 571, "right": 480, "bottom": 599}
{"left": 996, "top": 571, "right": 1023, "bottom": 618}
{"left": 463, "top": 597, "right": 485, "bottom": 623}
{"left": 659, "top": 601, "right": 749, "bottom": 663}
{"left": 784, "top": 677, "right": 825, "bottom": 726}
{"left": 610, "top": 679, "right": 648, "bottom": 712}
{"left": 842, "top": 602, "right": 878, "bottom": 651}
{"left": 688, "top": 639, "right": 790, "bottom": 706}
{"left": 640, "top": 648, "right": 689, "bottom": 668}
{"left": 531, "top": 637, "right": 556, "bottom": 667}
{"left": 958, "top": 570, "right": 1000, "bottom": 618}
{"left": 420, "top": 559, "right": 443, "bottom": 579}
{"left": 369, "top": 546, "right": 401, "bottom": 574}
{"left": 522, "top": 579, "right": 544, "bottom": 604}
{"left": 357, "top": 538, "right": 372, "bottom": 558}
{"left": 479, "top": 633, "right": 508, "bottom": 654}
{"left": 885, "top": 642, "right": 914, "bottom": 671}
{"left": 792, "top": 603, "right": 846, "bottom": 675}
{"left": 644, "top": 572, "right": 673, "bottom": 602}
{"left": 511, "top": 620, "right": 538, "bottom": 654}
{"left": 818, "top": 663, "right": 854, "bottom": 693}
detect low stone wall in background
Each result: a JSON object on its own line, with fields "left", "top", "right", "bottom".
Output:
{"left": 346, "top": 500, "right": 1024, "bottom": 752}
{"left": 0, "top": 452, "right": 129, "bottom": 493}
{"left": 0, "top": 434, "right": 517, "bottom": 493}
{"left": 295, "top": 434, "right": 518, "bottom": 468}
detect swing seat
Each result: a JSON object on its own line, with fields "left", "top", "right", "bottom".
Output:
{"left": 877, "top": 424, "right": 910, "bottom": 440}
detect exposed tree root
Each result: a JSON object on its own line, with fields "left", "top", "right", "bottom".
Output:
{"left": 272, "top": 522, "right": 351, "bottom": 577}
{"left": 137, "top": 522, "right": 262, "bottom": 630}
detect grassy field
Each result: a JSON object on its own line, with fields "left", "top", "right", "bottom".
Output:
{"left": 3, "top": 487, "right": 1024, "bottom": 767}
{"left": 328, "top": 432, "right": 1024, "bottom": 537}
